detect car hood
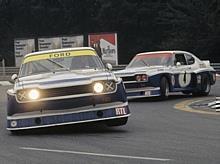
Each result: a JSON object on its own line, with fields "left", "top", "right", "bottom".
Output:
{"left": 114, "top": 66, "right": 169, "bottom": 77}
{"left": 15, "top": 69, "right": 114, "bottom": 90}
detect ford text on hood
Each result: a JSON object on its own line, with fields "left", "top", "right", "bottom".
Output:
{"left": 7, "top": 47, "right": 130, "bottom": 131}
{"left": 114, "top": 51, "right": 216, "bottom": 100}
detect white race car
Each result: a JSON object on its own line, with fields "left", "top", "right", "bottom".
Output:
{"left": 115, "top": 51, "right": 216, "bottom": 99}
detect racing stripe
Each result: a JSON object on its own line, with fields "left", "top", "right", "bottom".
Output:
{"left": 23, "top": 50, "right": 96, "bottom": 64}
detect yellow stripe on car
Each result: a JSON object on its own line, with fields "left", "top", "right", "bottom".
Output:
{"left": 23, "top": 50, "right": 96, "bottom": 64}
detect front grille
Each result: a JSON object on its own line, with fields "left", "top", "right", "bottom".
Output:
{"left": 121, "top": 76, "right": 135, "bottom": 82}
{"left": 124, "top": 82, "right": 149, "bottom": 89}
{"left": 16, "top": 80, "right": 117, "bottom": 103}
{"left": 41, "top": 84, "right": 93, "bottom": 98}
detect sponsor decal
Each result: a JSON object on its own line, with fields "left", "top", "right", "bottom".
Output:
{"left": 23, "top": 50, "right": 96, "bottom": 64}
{"left": 88, "top": 33, "right": 118, "bottom": 65}
{"left": 115, "top": 107, "right": 126, "bottom": 115}
{"left": 14, "top": 39, "right": 35, "bottom": 66}
{"left": 38, "top": 35, "right": 84, "bottom": 51}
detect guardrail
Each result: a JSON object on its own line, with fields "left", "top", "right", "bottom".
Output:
{"left": 112, "top": 65, "right": 127, "bottom": 71}
{"left": 0, "top": 67, "right": 19, "bottom": 76}
{"left": 211, "top": 63, "right": 220, "bottom": 73}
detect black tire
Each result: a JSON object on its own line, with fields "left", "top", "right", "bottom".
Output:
{"left": 106, "top": 117, "right": 128, "bottom": 127}
{"left": 193, "top": 75, "right": 211, "bottom": 96}
{"left": 160, "top": 77, "right": 169, "bottom": 100}
{"left": 182, "top": 91, "right": 191, "bottom": 95}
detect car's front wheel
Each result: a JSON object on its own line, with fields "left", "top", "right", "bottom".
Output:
{"left": 193, "top": 75, "right": 211, "bottom": 96}
{"left": 160, "top": 77, "right": 169, "bottom": 100}
{"left": 106, "top": 117, "right": 128, "bottom": 126}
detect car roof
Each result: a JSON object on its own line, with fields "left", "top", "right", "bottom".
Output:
{"left": 136, "top": 50, "right": 191, "bottom": 56}
{"left": 24, "top": 47, "right": 96, "bottom": 58}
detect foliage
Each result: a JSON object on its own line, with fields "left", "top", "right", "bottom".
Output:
{"left": 0, "top": 0, "right": 219, "bottom": 66}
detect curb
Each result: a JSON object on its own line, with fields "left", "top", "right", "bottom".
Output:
{"left": 174, "top": 98, "right": 220, "bottom": 115}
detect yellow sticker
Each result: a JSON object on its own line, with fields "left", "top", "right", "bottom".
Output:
{"left": 23, "top": 50, "right": 97, "bottom": 64}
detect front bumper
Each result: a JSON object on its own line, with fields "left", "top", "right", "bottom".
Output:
{"left": 126, "top": 87, "right": 160, "bottom": 99}
{"left": 7, "top": 102, "right": 130, "bottom": 131}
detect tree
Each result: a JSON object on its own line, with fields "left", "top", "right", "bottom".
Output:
{"left": 157, "top": 0, "right": 220, "bottom": 62}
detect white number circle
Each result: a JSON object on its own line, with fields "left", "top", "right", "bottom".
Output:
{"left": 178, "top": 73, "right": 191, "bottom": 87}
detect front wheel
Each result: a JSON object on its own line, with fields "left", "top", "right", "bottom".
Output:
{"left": 193, "top": 75, "right": 211, "bottom": 96}
{"left": 106, "top": 117, "right": 128, "bottom": 127}
{"left": 160, "top": 77, "right": 169, "bottom": 100}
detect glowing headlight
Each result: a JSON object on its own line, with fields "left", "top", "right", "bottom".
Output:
{"left": 28, "top": 89, "right": 40, "bottom": 100}
{"left": 94, "top": 82, "right": 104, "bottom": 93}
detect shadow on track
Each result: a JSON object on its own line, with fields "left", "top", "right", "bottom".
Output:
{"left": 9, "top": 121, "right": 129, "bottom": 136}
{"left": 128, "top": 94, "right": 215, "bottom": 103}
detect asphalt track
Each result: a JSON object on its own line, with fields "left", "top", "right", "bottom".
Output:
{"left": 0, "top": 80, "right": 219, "bottom": 164}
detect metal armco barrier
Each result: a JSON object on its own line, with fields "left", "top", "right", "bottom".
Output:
{"left": 112, "top": 65, "right": 127, "bottom": 71}
{"left": 0, "top": 67, "right": 19, "bottom": 76}
{"left": 211, "top": 63, "right": 220, "bottom": 73}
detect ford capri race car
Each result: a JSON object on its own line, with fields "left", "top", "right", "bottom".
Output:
{"left": 7, "top": 47, "right": 130, "bottom": 131}
{"left": 115, "top": 51, "right": 216, "bottom": 99}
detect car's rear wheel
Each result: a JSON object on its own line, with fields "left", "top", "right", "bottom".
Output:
{"left": 193, "top": 75, "right": 211, "bottom": 96}
{"left": 160, "top": 77, "right": 169, "bottom": 100}
{"left": 106, "top": 117, "right": 128, "bottom": 127}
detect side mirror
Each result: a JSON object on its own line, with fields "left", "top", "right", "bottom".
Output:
{"left": 106, "top": 63, "right": 113, "bottom": 71}
{"left": 176, "top": 62, "right": 181, "bottom": 67}
{"left": 11, "top": 74, "right": 18, "bottom": 82}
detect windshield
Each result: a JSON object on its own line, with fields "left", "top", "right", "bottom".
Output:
{"left": 127, "top": 53, "right": 173, "bottom": 68}
{"left": 20, "top": 55, "right": 104, "bottom": 77}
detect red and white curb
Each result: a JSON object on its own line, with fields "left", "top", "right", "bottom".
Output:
{"left": 208, "top": 97, "right": 220, "bottom": 112}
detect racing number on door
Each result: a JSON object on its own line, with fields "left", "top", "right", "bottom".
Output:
{"left": 115, "top": 107, "right": 126, "bottom": 115}
{"left": 178, "top": 72, "right": 191, "bottom": 87}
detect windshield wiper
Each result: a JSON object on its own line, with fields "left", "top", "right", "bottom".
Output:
{"left": 140, "top": 60, "right": 149, "bottom": 67}
{"left": 47, "top": 59, "right": 70, "bottom": 72}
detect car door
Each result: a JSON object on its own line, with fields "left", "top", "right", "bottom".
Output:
{"left": 173, "top": 53, "right": 193, "bottom": 89}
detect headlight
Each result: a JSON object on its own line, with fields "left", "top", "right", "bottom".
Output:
{"left": 135, "top": 74, "right": 148, "bottom": 81}
{"left": 141, "top": 74, "right": 148, "bottom": 81}
{"left": 104, "top": 81, "right": 116, "bottom": 92}
{"left": 136, "top": 75, "right": 142, "bottom": 81}
{"left": 17, "top": 89, "right": 40, "bottom": 101}
{"left": 93, "top": 81, "right": 116, "bottom": 94}
{"left": 94, "top": 82, "right": 104, "bottom": 93}
{"left": 28, "top": 89, "right": 40, "bottom": 100}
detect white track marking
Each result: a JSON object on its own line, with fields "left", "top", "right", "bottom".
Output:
{"left": 20, "top": 147, "right": 172, "bottom": 162}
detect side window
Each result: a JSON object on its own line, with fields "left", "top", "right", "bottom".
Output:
{"left": 175, "top": 54, "right": 187, "bottom": 65}
{"left": 185, "top": 54, "right": 195, "bottom": 65}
